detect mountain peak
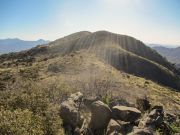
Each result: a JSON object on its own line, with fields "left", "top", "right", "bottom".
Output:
{"left": 0, "top": 38, "right": 50, "bottom": 54}
{"left": 1, "top": 31, "right": 180, "bottom": 89}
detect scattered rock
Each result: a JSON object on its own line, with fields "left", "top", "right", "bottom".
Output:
{"left": 59, "top": 93, "right": 176, "bottom": 135}
{"left": 60, "top": 99, "right": 81, "bottom": 128}
{"left": 136, "top": 98, "right": 151, "bottom": 112}
{"left": 138, "top": 106, "right": 173, "bottom": 135}
{"left": 69, "top": 91, "right": 83, "bottom": 102}
{"left": 128, "top": 127, "right": 154, "bottom": 135}
{"left": 60, "top": 92, "right": 84, "bottom": 130}
{"left": 138, "top": 108, "right": 164, "bottom": 128}
{"left": 83, "top": 97, "right": 99, "bottom": 107}
{"left": 151, "top": 105, "right": 163, "bottom": 113}
{"left": 74, "top": 127, "right": 81, "bottom": 135}
{"left": 112, "top": 106, "right": 141, "bottom": 122}
{"left": 165, "top": 112, "right": 176, "bottom": 124}
{"left": 106, "top": 119, "right": 122, "bottom": 135}
{"left": 89, "top": 101, "right": 111, "bottom": 131}
{"left": 109, "top": 98, "right": 133, "bottom": 109}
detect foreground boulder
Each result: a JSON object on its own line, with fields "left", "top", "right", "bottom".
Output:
{"left": 59, "top": 92, "right": 83, "bottom": 132}
{"left": 106, "top": 119, "right": 134, "bottom": 135}
{"left": 89, "top": 101, "right": 111, "bottom": 131}
{"left": 112, "top": 106, "right": 141, "bottom": 122}
{"left": 60, "top": 100, "right": 81, "bottom": 128}
{"left": 106, "top": 119, "right": 121, "bottom": 135}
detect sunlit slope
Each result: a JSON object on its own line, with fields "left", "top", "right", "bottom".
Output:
{"left": 0, "top": 31, "right": 179, "bottom": 89}
{"left": 46, "top": 31, "right": 180, "bottom": 90}
{"left": 48, "top": 31, "right": 173, "bottom": 68}
{"left": 0, "top": 51, "right": 179, "bottom": 112}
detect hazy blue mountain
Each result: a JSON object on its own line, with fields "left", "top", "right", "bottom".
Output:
{"left": 0, "top": 38, "right": 50, "bottom": 54}
{"left": 153, "top": 46, "right": 180, "bottom": 68}
{"left": 148, "top": 43, "right": 178, "bottom": 48}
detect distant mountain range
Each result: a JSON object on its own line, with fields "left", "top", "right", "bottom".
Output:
{"left": 0, "top": 38, "right": 50, "bottom": 54}
{"left": 153, "top": 46, "right": 180, "bottom": 68}
{"left": 148, "top": 43, "right": 179, "bottom": 48}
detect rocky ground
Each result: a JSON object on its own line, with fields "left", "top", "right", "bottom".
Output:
{"left": 60, "top": 92, "right": 180, "bottom": 135}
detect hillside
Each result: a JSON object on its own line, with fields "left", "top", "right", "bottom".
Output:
{"left": 0, "top": 38, "right": 49, "bottom": 54}
{"left": 0, "top": 31, "right": 180, "bottom": 134}
{"left": 2, "top": 31, "right": 179, "bottom": 89}
{"left": 0, "top": 49, "right": 180, "bottom": 110}
{"left": 153, "top": 46, "right": 180, "bottom": 68}
{"left": 0, "top": 30, "right": 179, "bottom": 103}
{"left": 48, "top": 31, "right": 180, "bottom": 89}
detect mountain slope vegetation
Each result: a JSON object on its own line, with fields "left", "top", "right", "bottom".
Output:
{"left": 0, "top": 31, "right": 180, "bottom": 134}
{"left": 2, "top": 31, "right": 179, "bottom": 89}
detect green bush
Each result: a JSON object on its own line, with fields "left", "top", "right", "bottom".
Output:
{"left": 170, "top": 122, "right": 180, "bottom": 133}
{"left": 0, "top": 79, "right": 66, "bottom": 135}
{"left": 43, "top": 104, "right": 64, "bottom": 135}
{"left": 102, "top": 95, "right": 113, "bottom": 106}
{"left": 0, "top": 107, "right": 44, "bottom": 135}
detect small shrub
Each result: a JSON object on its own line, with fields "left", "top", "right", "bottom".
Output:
{"left": 102, "top": 95, "right": 113, "bottom": 106}
{"left": 0, "top": 107, "right": 44, "bottom": 135}
{"left": 0, "top": 78, "right": 66, "bottom": 135}
{"left": 170, "top": 122, "right": 180, "bottom": 133}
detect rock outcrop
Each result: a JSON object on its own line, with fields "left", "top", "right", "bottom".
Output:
{"left": 138, "top": 106, "right": 173, "bottom": 135}
{"left": 106, "top": 119, "right": 134, "bottom": 135}
{"left": 60, "top": 92, "right": 177, "bottom": 135}
{"left": 106, "top": 119, "right": 121, "bottom": 135}
{"left": 59, "top": 92, "right": 84, "bottom": 134}
{"left": 112, "top": 106, "right": 141, "bottom": 122}
{"left": 89, "top": 101, "right": 111, "bottom": 131}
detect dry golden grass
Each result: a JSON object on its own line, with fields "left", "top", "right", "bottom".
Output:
{"left": 0, "top": 50, "right": 179, "bottom": 113}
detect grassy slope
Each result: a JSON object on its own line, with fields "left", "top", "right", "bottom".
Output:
{"left": 44, "top": 31, "right": 180, "bottom": 89}
{"left": 0, "top": 51, "right": 179, "bottom": 113}
{"left": 0, "top": 31, "right": 179, "bottom": 91}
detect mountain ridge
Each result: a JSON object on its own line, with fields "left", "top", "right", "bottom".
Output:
{"left": 1, "top": 30, "right": 179, "bottom": 90}
{"left": 153, "top": 46, "right": 180, "bottom": 68}
{"left": 0, "top": 38, "right": 50, "bottom": 54}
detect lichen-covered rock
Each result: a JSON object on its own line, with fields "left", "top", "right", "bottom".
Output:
{"left": 139, "top": 107, "right": 164, "bottom": 128}
{"left": 60, "top": 99, "right": 81, "bottom": 128}
{"left": 106, "top": 119, "right": 121, "bottom": 135}
{"left": 112, "top": 106, "right": 141, "bottom": 122}
{"left": 106, "top": 119, "right": 133, "bottom": 135}
{"left": 69, "top": 92, "right": 83, "bottom": 102}
{"left": 89, "top": 101, "right": 111, "bottom": 130}
{"left": 60, "top": 92, "right": 84, "bottom": 129}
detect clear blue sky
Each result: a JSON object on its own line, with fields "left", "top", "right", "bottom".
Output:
{"left": 0, "top": 0, "right": 180, "bottom": 45}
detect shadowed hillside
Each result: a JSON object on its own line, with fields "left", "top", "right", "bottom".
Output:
{"left": 153, "top": 46, "right": 180, "bottom": 68}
